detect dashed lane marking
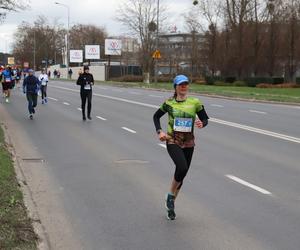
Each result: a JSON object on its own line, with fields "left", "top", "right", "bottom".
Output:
{"left": 226, "top": 175, "right": 272, "bottom": 195}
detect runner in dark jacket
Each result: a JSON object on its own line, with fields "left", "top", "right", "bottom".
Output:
{"left": 76, "top": 66, "right": 94, "bottom": 121}
{"left": 23, "top": 69, "right": 40, "bottom": 119}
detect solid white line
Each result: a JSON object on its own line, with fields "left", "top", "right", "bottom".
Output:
{"left": 149, "top": 94, "right": 163, "bottom": 98}
{"left": 210, "top": 104, "right": 224, "bottom": 108}
{"left": 50, "top": 85, "right": 300, "bottom": 144}
{"left": 158, "top": 143, "right": 166, "bottom": 149}
{"left": 226, "top": 175, "right": 272, "bottom": 195}
{"left": 96, "top": 116, "right": 107, "bottom": 121}
{"left": 48, "top": 97, "right": 58, "bottom": 101}
{"left": 210, "top": 118, "right": 300, "bottom": 144}
{"left": 249, "top": 110, "right": 267, "bottom": 115}
{"left": 122, "top": 127, "right": 137, "bottom": 134}
{"left": 63, "top": 102, "right": 70, "bottom": 106}
{"left": 77, "top": 108, "right": 82, "bottom": 111}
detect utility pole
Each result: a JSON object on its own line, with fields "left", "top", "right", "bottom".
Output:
{"left": 154, "top": 0, "right": 159, "bottom": 83}
{"left": 33, "top": 31, "right": 36, "bottom": 70}
{"left": 55, "top": 2, "right": 70, "bottom": 71}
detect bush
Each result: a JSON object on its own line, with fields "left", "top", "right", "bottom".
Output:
{"left": 205, "top": 76, "right": 223, "bottom": 85}
{"left": 110, "top": 75, "right": 143, "bottom": 82}
{"left": 225, "top": 76, "right": 236, "bottom": 83}
{"left": 232, "top": 80, "right": 247, "bottom": 86}
{"left": 296, "top": 77, "right": 300, "bottom": 85}
{"left": 272, "top": 77, "right": 284, "bottom": 85}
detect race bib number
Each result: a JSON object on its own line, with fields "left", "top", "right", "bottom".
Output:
{"left": 5, "top": 77, "right": 11, "bottom": 82}
{"left": 84, "top": 84, "right": 91, "bottom": 90}
{"left": 174, "top": 118, "right": 193, "bottom": 132}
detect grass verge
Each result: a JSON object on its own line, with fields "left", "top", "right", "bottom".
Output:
{"left": 52, "top": 78, "right": 300, "bottom": 104}
{"left": 0, "top": 126, "right": 37, "bottom": 249}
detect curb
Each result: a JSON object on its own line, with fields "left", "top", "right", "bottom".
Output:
{"left": 1, "top": 123, "right": 51, "bottom": 250}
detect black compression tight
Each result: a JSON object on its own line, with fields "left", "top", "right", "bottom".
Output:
{"left": 167, "top": 144, "right": 194, "bottom": 188}
{"left": 80, "top": 90, "right": 92, "bottom": 117}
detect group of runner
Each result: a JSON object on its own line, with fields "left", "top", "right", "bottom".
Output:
{"left": 2, "top": 67, "right": 209, "bottom": 220}
{"left": 0, "top": 65, "right": 22, "bottom": 103}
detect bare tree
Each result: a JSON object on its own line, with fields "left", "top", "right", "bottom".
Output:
{"left": 116, "top": 0, "right": 166, "bottom": 79}
{"left": 0, "top": 0, "right": 29, "bottom": 22}
{"left": 69, "top": 24, "right": 107, "bottom": 59}
{"left": 12, "top": 16, "right": 65, "bottom": 69}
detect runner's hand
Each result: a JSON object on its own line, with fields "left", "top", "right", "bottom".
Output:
{"left": 195, "top": 119, "right": 203, "bottom": 128}
{"left": 158, "top": 131, "right": 168, "bottom": 141}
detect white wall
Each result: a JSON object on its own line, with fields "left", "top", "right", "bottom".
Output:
{"left": 48, "top": 65, "right": 106, "bottom": 81}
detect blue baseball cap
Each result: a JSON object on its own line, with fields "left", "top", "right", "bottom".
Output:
{"left": 173, "top": 74, "right": 189, "bottom": 88}
{"left": 28, "top": 69, "right": 34, "bottom": 73}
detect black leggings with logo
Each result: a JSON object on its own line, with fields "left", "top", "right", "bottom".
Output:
{"left": 80, "top": 90, "right": 92, "bottom": 117}
{"left": 166, "top": 144, "right": 194, "bottom": 189}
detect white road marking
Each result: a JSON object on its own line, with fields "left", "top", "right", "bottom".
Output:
{"left": 158, "top": 143, "right": 166, "bottom": 149}
{"left": 48, "top": 97, "right": 58, "bottom": 101}
{"left": 249, "top": 110, "right": 267, "bottom": 115}
{"left": 50, "top": 85, "right": 300, "bottom": 144}
{"left": 226, "top": 175, "right": 272, "bottom": 195}
{"left": 122, "top": 127, "right": 137, "bottom": 134}
{"left": 210, "top": 118, "right": 300, "bottom": 144}
{"left": 149, "top": 94, "right": 163, "bottom": 98}
{"left": 96, "top": 116, "right": 107, "bottom": 121}
{"left": 98, "top": 87, "right": 108, "bottom": 90}
{"left": 112, "top": 89, "right": 123, "bottom": 92}
{"left": 77, "top": 108, "right": 82, "bottom": 111}
{"left": 63, "top": 102, "right": 70, "bottom": 106}
{"left": 210, "top": 104, "right": 224, "bottom": 108}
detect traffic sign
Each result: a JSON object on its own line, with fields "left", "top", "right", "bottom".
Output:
{"left": 152, "top": 50, "right": 161, "bottom": 59}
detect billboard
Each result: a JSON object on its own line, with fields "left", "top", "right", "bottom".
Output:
{"left": 85, "top": 45, "right": 100, "bottom": 59}
{"left": 105, "top": 39, "right": 122, "bottom": 56}
{"left": 7, "top": 57, "right": 15, "bottom": 65}
{"left": 70, "top": 50, "right": 83, "bottom": 63}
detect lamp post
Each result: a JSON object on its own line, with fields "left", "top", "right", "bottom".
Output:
{"left": 154, "top": 0, "right": 159, "bottom": 83}
{"left": 54, "top": 2, "right": 70, "bottom": 72}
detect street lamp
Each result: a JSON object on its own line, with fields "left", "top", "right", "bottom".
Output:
{"left": 54, "top": 2, "right": 70, "bottom": 72}
{"left": 154, "top": 0, "right": 159, "bottom": 83}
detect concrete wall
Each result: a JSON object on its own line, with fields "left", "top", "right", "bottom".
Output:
{"left": 48, "top": 65, "right": 106, "bottom": 81}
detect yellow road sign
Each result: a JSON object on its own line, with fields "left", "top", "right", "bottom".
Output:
{"left": 152, "top": 50, "right": 161, "bottom": 59}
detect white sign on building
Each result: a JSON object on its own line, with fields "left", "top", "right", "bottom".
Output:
{"left": 105, "top": 39, "right": 122, "bottom": 56}
{"left": 85, "top": 45, "right": 100, "bottom": 59}
{"left": 70, "top": 50, "right": 83, "bottom": 63}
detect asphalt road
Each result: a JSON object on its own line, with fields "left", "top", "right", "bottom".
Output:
{"left": 1, "top": 81, "right": 300, "bottom": 250}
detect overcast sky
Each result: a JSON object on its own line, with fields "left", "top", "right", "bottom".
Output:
{"left": 0, "top": 0, "right": 195, "bottom": 53}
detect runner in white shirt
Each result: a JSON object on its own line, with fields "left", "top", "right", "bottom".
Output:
{"left": 38, "top": 70, "right": 49, "bottom": 104}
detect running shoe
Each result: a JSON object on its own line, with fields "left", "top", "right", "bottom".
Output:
{"left": 45, "top": 98, "right": 47, "bottom": 103}
{"left": 82, "top": 116, "right": 86, "bottom": 121}
{"left": 5, "top": 98, "right": 9, "bottom": 103}
{"left": 42, "top": 99, "right": 44, "bottom": 104}
{"left": 167, "top": 209, "right": 176, "bottom": 220}
{"left": 32, "top": 108, "right": 35, "bottom": 114}
{"left": 29, "top": 114, "right": 33, "bottom": 120}
{"left": 87, "top": 116, "right": 92, "bottom": 120}
{"left": 165, "top": 193, "right": 175, "bottom": 211}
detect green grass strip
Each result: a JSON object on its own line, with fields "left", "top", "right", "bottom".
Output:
{"left": 0, "top": 127, "right": 37, "bottom": 250}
